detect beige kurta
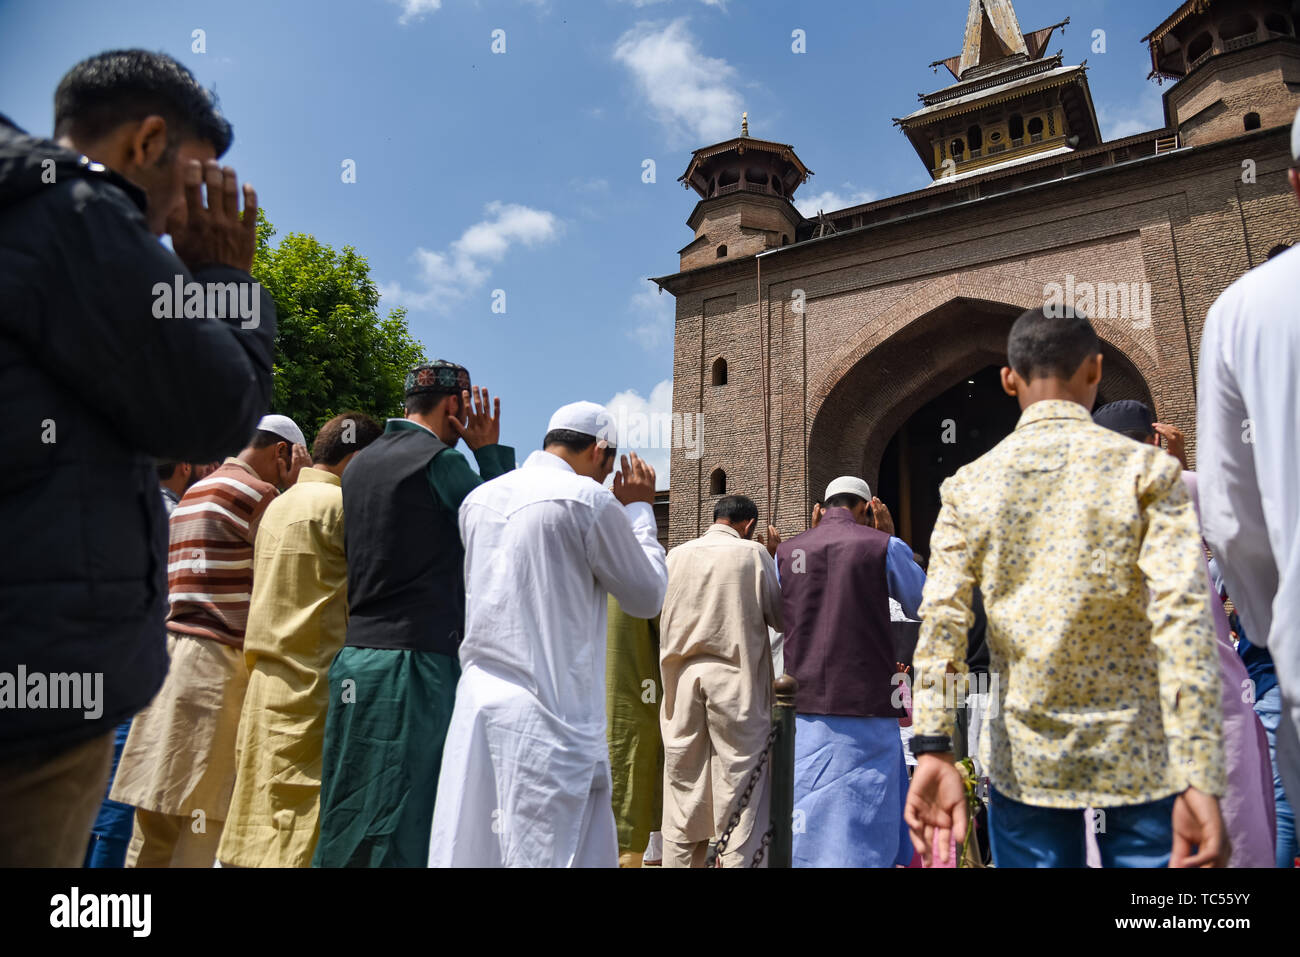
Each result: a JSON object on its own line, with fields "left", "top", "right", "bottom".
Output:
{"left": 659, "top": 523, "right": 783, "bottom": 864}
{"left": 216, "top": 467, "right": 349, "bottom": 867}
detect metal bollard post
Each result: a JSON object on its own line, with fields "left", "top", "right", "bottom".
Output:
{"left": 769, "top": 674, "right": 798, "bottom": 868}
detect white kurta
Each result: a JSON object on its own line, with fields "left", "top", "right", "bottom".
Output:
{"left": 428, "top": 450, "right": 667, "bottom": 867}
{"left": 1198, "top": 244, "right": 1300, "bottom": 813}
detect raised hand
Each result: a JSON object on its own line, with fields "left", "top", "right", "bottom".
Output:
{"left": 287, "top": 443, "right": 312, "bottom": 486}
{"left": 870, "top": 496, "right": 895, "bottom": 537}
{"left": 1153, "top": 422, "right": 1189, "bottom": 471}
{"left": 167, "top": 159, "right": 259, "bottom": 273}
{"left": 756, "top": 524, "right": 782, "bottom": 558}
{"left": 611, "top": 451, "right": 655, "bottom": 507}
{"left": 449, "top": 386, "right": 501, "bottom": 451}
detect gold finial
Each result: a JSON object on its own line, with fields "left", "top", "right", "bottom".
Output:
{"left": 741, "top": 111, "right": 749, "bottom": 137}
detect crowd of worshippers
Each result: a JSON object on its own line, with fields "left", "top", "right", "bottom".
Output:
{"left": 2, "top": 49, "right": 1299, "bottom": 871}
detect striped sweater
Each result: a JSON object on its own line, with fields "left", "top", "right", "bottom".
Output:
{"left": 167, "top": 457, "right": 278, "bottom": 647}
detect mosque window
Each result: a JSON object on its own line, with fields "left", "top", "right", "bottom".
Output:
{"left": 1028, "top": 116, "right": 1044, "bottom": 141}
{"left": 709, "top": 468, "right": 727, "bottom": 495}
{"left": 716, "top": 244, "right": 728, "bottom": 258}
{"left": 711, "top": 357, "right": 728, "bottom": 386}
{"left": 951, "top": 138, "right": 966, "bottom": 158}
{"left": 1009, "top": 113, "right": 1025, "bottom": 144}
{"left": 1244, "top": 112, "right": 1261, "bottom": 131}
{"left": 967, "top": 124, "right": 984, "bottom": 155}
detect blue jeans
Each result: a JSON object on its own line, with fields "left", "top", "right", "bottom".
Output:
{"left": 1254, "top": 686, "right": 1298, "bottom": 867}
{"left": 83, "top": 720, "right": 134, "bottom": 868}
{"left": 988, "top": 787, "right": 1175, "bottom": 868}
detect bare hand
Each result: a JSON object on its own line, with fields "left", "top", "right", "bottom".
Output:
{"left": 286, "top": 443, "right": 312, "bottom": 486}
{"left": 904, "top": 753, "right": 967, "bottom": 867}
{"left": 449, "top": 386, "right": 500, "bottom": 450}
{"left": 756, "top": 524, "right": 781, "bottom": 558}
{"left": 870, "top": 496, "right": 895, "bottom": 536}
{"left": 611, "top": 451, "right": 655, "bottom": 506}
{"left": 1153, "top": 422, "right": 1189, "bottom": 471}
{"left": 1170, "top": 788, "right": 1229, "bottom": 867}
{"left": 168, "top": 159, "right": 259, "bottom": 273}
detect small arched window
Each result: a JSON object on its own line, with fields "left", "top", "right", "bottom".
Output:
{"left": 950, "top": 138, "right": 965, "bottom": 158}
{"left": 709, "top": 468, "right": 726, "bottom": 495}
{"left": 711, "top": 356, "right": 728, "bottom": 386}
{"left": 1244, "top": 112, "right": 1262, "bottom": 131}
{"left": 780, "top": 234, "right": 790, "bottom": 246}
{"left": 967, "top": 124, "right": 984, "bottom": 153}
{"left": 1027, "top": 116, "right": 1044, "bottom": 139}
{"left": 1009, "top": 113, "right": 1025, "bottom": 142}
{"left": 716, "top": 244, "right": 728, "bottom": 258}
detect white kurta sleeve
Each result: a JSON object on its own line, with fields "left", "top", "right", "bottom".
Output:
{"left": 587, "top": 497, "right": 668, "bottom": 620}
{"left": 1197, "top": 296, "right": 1278, "bottom": 647}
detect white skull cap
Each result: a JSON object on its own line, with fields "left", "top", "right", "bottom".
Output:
{"left": 824, "top": 476, "right": 871, "bottom": 503}
{"left": 547, "top": 401, "right": 617, "bottom": 446}
{"left": 256, "top": 413, "right": 306, "bottom": 448}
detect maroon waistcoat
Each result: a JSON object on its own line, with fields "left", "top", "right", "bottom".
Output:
{"left": 776, "top": 508, "right": 901, "bottom": 718}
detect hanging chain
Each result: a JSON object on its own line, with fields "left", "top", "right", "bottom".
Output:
{"left": 708, "top": 722, "right": 780, "bottom": 868}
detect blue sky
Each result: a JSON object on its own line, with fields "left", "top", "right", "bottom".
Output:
{"left": 0, "top": 0, "right": 1172, "bottom": 485}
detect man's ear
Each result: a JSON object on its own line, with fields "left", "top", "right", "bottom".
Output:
{"left": 741, "top": 518, "right": 756, "bottom": 539}
{"left": 127, "top": 115, "right": 170, "bottom": 168}
{"left": 1088, "top": 352, "right": 1104, "bottom": 386}
{"left": 1290, "top": 167, "right": 1300, "bottom": 204}
{"left": 1000, "top": 366, "right": 1019, "bottom": 398}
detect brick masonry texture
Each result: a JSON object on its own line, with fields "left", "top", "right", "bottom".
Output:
{"left": 663, "top": 125, "right": 1299, "bottom": 549}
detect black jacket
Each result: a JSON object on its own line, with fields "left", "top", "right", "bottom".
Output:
{"left": 0, "top": 115, "right": 275, "bottom": 760}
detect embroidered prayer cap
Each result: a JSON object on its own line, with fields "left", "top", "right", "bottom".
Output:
{"left": 824, "top": 476, "right": 872, "bottom": 503}
{"left": 1092, "top": 399, "right": 1155, "bottom": 437}
{"left": 547, "top": 401, "right": 617, "bottom": 448}
{"left": 257, "top": 413, "right": 306, "bottom": 448}
{"left": 405, "top": 360, "right": 471, "bottom": 398}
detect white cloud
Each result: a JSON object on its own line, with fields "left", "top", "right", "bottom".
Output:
{"left": 380, "top": 201, "right": 561, "bottom": 313}
{"left": 613, "top": 18, "right": 744, "bottom": 146}
{"left": 391, "top": 0, "right": 441, "bottom": 26}
{"left": 1097, "top": 86, "right": 1165, "bottom": 141}
{"left": 627, "top": 280, "right": 675, "bottom": 350}
{"left": 794, "top": 187, "right": 878, "bottom": 218}
{"left": 605, "top": 379, "right": 675, "bottom": 488}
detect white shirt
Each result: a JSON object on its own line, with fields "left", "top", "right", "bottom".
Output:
{"left": 429, "top": 450, "right": 667, "bottom": 867}
{"left": 1197, "top": 245, "right": 1300, "bottom": 796}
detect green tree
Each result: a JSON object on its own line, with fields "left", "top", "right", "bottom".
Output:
{"left": 251, "top": 214, "right": 426, "bottom": 441}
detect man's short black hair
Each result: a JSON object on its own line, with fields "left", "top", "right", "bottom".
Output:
{"left": 54, "top": 49, "right": 233, "bottom": 156}
{"left": 824, "top": 492, "right": 866, "bottom": 510}
{"left": 157, "top": 462, "right": 179, "bottom": 481}
{"left": 1007, "top": 307, "right": 1100, "bottom": 381}
{"left": 313, "top": 412, "right": 382, "bottom": 466}
{"left": 544, "top": 429, "right": 616, "bottom": 464}
{"left": 405, "top": 391, "right": 454, "bottom": 417}
{"left": 250, "top": 429, "right": 286, "bottom": 450}
{"left": 713, "top": 495, "right": 758, "bottom": 524}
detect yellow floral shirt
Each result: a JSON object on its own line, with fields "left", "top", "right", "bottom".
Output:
{"left": 913, "top": 400, "right": 1226, "bottom": 808}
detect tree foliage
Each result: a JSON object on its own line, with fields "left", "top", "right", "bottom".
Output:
{"left": 251, "top": 214, "right": 426, "bottom": 440}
